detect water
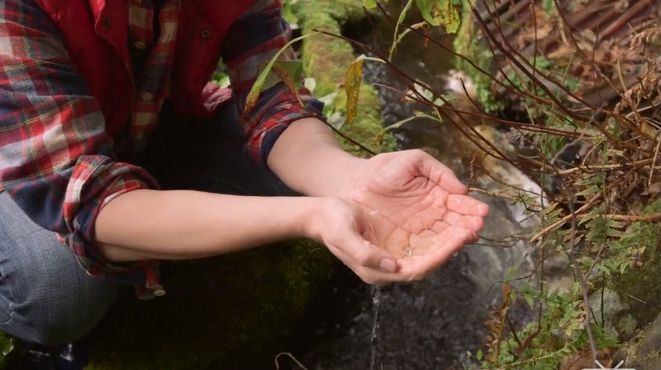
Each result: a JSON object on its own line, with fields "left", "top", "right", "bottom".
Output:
{"left": 285, "top": 5, "right": 545, "bottom": 369}
{"left": 369, "top": 285, "right": 382, "bottom": 370}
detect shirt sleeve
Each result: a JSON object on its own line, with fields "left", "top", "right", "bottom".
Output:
{"left": 221, "top": 0, "right": 325, "bottom": 164}
{"left": 0, "top": 0, "right": 161, "bottom": 292}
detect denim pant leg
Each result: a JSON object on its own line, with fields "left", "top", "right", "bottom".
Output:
{"left": 0, "top": 192, "right": 117, "bottom": 345}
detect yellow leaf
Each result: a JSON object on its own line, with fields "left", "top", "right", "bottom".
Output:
{"left": 271, "top": 62, "right": 305, "bottom": 109}
{"left": 244, "top": 33, "right": 313, "bottom": 114}
{"left": 415, "top": 0, "right": 460, "bottom": 33}
{"left": 344, "top": 57, "right": 364, "bottom": 126}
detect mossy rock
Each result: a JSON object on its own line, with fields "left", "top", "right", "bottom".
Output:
{"left": 88, "top": 239, "right": 333, "bottom": 370}
{"left": 621, "top": 311, "right": 661, "bottom": 369}
{"left": 612, "top": 200, "right": 661, "bottom": 327}
{"left": 295, "top": 0, "right": 398, "bottom": 155}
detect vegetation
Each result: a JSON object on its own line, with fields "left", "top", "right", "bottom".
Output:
{"left": 3, "top": 0, "right": 659, "bottom": 368}
{"left": 88, "top": 240, "right": 334, "bottom": 369}
{"left": 0, "top": 332, "right": 10, "bottom": 369}
{"left": 356, "top": 0, "right": 661, "bottom": 368}
{"left": 292, "top": 0, "right": 399, "bottom": 155}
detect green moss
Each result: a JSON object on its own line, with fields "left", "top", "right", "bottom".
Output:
{"left": 295, "top": 0, "right": 398, "bottom": 155}
{"left": 88, "top": 240, "right": 333, "bottom": 370}
{"left": 0, "top": 332, "right": 10, "bottom": 369}
{"left": 293, "top": 0, "right": 366, "bottom": 24}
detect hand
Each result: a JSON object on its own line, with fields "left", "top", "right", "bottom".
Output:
{"left": 305, "top": 197, "right": 405, "bottom": 284}
{"left": 339, "top": 149, "right": 489, "bottom": 282}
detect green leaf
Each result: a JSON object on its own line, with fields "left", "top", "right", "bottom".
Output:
{"left": 0, "top": 332, "right": 12, "bottom": 369}
{"left": 244, "top": 32, "right": 315, "bottom": 114}
{"left": 344, "top": 56, "right": 365, "bottom": 126}
{"left": 389, "top": 0, "right": 415, "bottom": 60}
{"left": 363, "top": 0, "right": 378, "bottom": 9}
{"left": 414, "top": 0, "right": 460, "bottom": 33}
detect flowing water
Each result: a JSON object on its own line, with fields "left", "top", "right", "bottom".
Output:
{"left": 286, "top": 5, "right": 546, "bottom": 369}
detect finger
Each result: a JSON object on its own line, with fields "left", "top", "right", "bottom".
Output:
{"left": 398, "top": 226, "right": 473, "bottom": 279}
{"left": 338, "top": 229, "right": 400, "bottom": 273}
{"left": 326, "top": 243, "right": 402, "bottom": 284}
{"left": 447, "top": 194, "right": 490, "bottom": 216}
{"left": 442, "top": 211, "right": 485, "bottom": 233}
{"left": 429, "top": 220, "right": 450, "bottom": 234}
{"left": 430, "top": 221, "right": 479, "bottom": 243}
{"left": 411, "top": 150, "right": 468, "bottom": 194}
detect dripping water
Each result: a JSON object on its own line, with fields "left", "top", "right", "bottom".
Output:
{"left": 369, "top": 285, "right": 382, "bottom": 370}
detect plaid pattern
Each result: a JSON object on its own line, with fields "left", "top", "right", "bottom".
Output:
{"left": 128, "top": 0, "right": 181, "bottom": 144}
{"left": 0, "top": 0, "right": 162, "bottom": 295}
{"left": 0, "top": 0, "right": 323, "bottom": 296}
{"left": 223, "top": 0, "right": 324, "bottom": 163}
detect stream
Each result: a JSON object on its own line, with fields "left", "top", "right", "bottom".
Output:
{"left": 286, "top": 5, "right": 543, "bottom": 369}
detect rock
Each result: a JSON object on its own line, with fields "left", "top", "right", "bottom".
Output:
{"left": 296, "top": 0, "right": 398, "bottom": 157}
{"left": 624, "top": 311, "right": 661, "bottom": 369}
{"left": 589, "top": 288, "right": 635, "bottom": 339}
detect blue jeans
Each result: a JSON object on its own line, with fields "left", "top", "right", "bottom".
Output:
{"left": 0, "top": 102, "right": 293, "bottom": 345}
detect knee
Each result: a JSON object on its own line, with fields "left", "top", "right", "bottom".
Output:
{"left": 1, "top": 247, "right": 117, "bottom": 345}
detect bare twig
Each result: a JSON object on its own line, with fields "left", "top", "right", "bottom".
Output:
{"left": 601, "top": 213, "right": 661, "bottom": 222}
{"left": 648, "top": 134, "right": 661, "bottom": 187}
{"left": 567, "top": 192, "right": 598, "bottom": 363}
{"left": 557, "top": 158, "right": 654, "bottom": 175}
{"left": 275, "top": 352, "right": 309, "bottom": 370}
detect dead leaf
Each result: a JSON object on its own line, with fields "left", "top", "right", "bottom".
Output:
{"left": 559, "top": 349, "right": 613, "bottom": 370}
{"left": 344, "top": 57, "right": 364, "bottom": 126}
{"left": 272, "top": 62, "right": 305, "bottom": 109}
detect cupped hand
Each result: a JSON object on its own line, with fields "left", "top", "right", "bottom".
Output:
{"left": 335, "top": 149, "right": 489, "bottom": 283}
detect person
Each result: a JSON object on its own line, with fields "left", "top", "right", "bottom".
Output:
{"left": 0, "top": 0, "right": 489, "bottom": 368}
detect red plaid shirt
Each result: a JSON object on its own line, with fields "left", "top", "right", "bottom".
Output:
{"left": 0, "top": 0, "right": 322, "bottom": 297}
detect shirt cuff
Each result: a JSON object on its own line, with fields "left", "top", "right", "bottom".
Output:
{"left": 61, "top": 156, "right": 163, "bottom": 299}
{"left": 245, "top": 86, "right": 325, "bottom": 164}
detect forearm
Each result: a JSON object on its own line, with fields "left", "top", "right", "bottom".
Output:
{"left": 95, "top": 189, "right": 320, "bottom": 261}
{"left": 267, "top": 118, "right": 366, "bottom": 197}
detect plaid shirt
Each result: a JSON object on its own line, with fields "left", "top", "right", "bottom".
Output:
{"left": 0, "top": 0, "right": 322, "bottom": 297}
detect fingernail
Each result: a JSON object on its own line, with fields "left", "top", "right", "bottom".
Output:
{"left": 379, "top": 258, "right": 397, "bottom": 273}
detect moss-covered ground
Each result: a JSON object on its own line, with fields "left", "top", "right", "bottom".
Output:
{"left": 88, "top": 240, "right": 333, "bottom": 369}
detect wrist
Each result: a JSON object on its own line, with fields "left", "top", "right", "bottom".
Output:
{"left": 268, "top": 117, "right": 370, "bottom": 198}
{"left": 331, "top": 155, "right": 368, "bottom": 198}
{"left": 295, "top": 197, "right": 327, "bottom": 240}
{"left": 298, "top": 197, "right": 351, "bottom": 242}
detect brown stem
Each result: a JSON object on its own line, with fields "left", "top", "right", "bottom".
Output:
{"left": 567, "top": 193, "right": 599, "bottom": 363}
{"left": 529, "top": 193, "right": 602, "bottom": 242}
{"left": 473, "top": 3, "right": 597, "bottom": 114}
{"left": 557, "top": 158, "right": 654, "bottom": 175}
